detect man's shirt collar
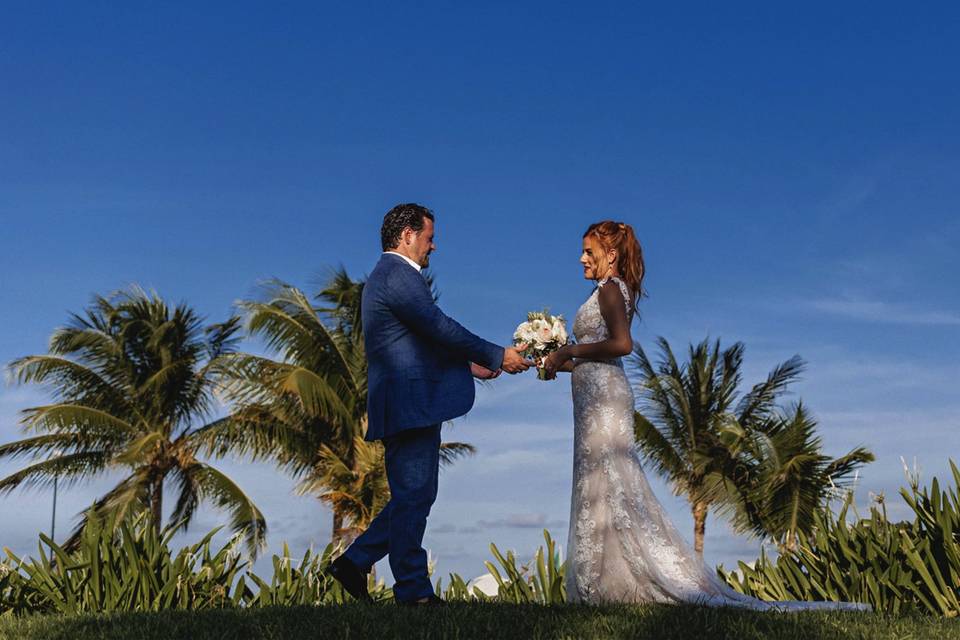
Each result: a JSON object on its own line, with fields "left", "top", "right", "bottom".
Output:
{"left": 384, "top": 251, "right": 423, "bottom": 273}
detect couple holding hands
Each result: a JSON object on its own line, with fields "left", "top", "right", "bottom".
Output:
{"left": 329, "top": 203, "right": 866, "bottom": 612}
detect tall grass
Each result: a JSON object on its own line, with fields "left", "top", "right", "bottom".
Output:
{"left": 3, "top": 462, "right": 958, "bottom": 618}
{"left": 720, "top": 460, "right": 960, "bottom": 617}
{"left": 0, "top": 513, "right": 392, "bottom": 616}
{"left": 437, "top": 530, "right": 565, "bottom": 604}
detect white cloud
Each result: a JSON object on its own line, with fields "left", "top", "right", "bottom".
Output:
{"left": 805, "top": 297, "right": 960, "bottom": 326}
{"left": 477, "top": 513, "right": 566, "bottom": 530}
{"left": 462, "top": 449, "right": 567, "bottom": 475}
{"left": 819, "top": 174, "right": 880, "bottom": 218}
{"left": 814, "top": 408, "right": 958, "bottom": 451}
{"left": 805, "top": 357, "right": 959, "bottom": 391}
{"left": 430, "top": 523, "right": 458, "bottom": 534}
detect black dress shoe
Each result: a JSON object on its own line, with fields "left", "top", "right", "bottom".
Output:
{"left": 327, "top": 555, "right": 372, "bottom": 602}
{"left": 398, "top": 594, "right": 446, "bottom": 607}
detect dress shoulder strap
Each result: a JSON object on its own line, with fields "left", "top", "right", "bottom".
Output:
{"left": 597, "top": 277, "right": 634, "bottom": 316}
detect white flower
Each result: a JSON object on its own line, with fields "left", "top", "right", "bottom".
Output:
{"left": 555, "top": 323, "right": 568, "bottom": 344}
{"left": 537, "top": 323, "right": 553, "bottom": 343}
{"left": 515, "top": 310, "right": 568, "bottom": 359}
{"left": 514, "top": 321, "right": 539, "bottom": 345}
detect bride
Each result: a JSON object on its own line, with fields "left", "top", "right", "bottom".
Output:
{"left": 542, "top": 221, "right": 867, "bottom": 611}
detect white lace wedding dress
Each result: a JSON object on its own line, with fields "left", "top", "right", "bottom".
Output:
{"left": 564, "top": 277, "right": 868, "bottom": 611}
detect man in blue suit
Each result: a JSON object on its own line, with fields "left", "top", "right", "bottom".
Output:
{"left": 329, "top": 204, "right": 532, "bottom": 605}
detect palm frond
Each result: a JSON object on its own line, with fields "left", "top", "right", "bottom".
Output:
{"left": 439, "top": 441, "right": 477, "bottom": 468}
{"left": 736, "top": 355, "right": 805, "bottom": 426}
{"left": 114, "top": 432, "right": 165, "bottom": 466}
{"left": 168, "top": 463, "right": 200, "bottom": 532}
{"left": 632, "top": 412, "right": 687, "bottom": 484}
{"left": 240, "top": 281, "right": 355, "bottom": 381}
{"left": 188, "top": 462, "right": 267, "bottom": 556}
{"left": 19, "top": 403, "right": 137, "bottom": 437}
{"left": 0, "top": 451, "right": 113, "bottom": 495}
{"left": 62, "top": 471, "right": 152, "bottom": 551}
{"left": 8, "top": 356, "right": 131, "bottom": 410}
{"left": 315, "top": 266, "right": 365, "bottom": 337}
{"left": 204, "top": 316, "right": 243, "bottom": 358}
{"left": 825, "top": 447, "right": 875, "bottom": 485}
{"left": 190, "top": 412, "right": 324, "bottom": 474}
{"left": 0, "top": 433, "right": 102, "bottom": 461}
{"left": 716, "top": 342, "right": 745, "bottom": 412}
{"left": 277, "top": 365, "right": 353, "bottom": 426}
{"left": 628, "top": 343, "right": 686, "bottom": 444}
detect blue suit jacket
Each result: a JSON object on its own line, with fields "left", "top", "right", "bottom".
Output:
{"left": 362, "top": 253, "right": 505, "bottom": 441}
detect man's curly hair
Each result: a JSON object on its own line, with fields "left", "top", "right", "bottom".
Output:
{"left": 380, "top": 203, "right": 435, "bottom": 251}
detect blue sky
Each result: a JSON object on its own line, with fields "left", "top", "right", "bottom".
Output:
{"left": 1, "top": 2, "right": 959, "bottom": 581}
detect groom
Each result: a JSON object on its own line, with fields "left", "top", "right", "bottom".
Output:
{"left": 329, "top": 203, "right": 532, "bottom": 605}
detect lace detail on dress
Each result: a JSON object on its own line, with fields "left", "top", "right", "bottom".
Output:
{"left": 563, "top": 281, "right": 870, "bottom": 611}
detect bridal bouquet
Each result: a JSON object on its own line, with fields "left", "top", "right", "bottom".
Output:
{"left": 513, "top": 310, "right": 569, "bottom": 380}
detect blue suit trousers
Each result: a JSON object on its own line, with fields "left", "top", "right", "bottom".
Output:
{"left": 344, "top": 424, "right": 441, "bottom": 602}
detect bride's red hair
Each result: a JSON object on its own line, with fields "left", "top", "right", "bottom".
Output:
{"left": 583, "top": 221, "right": 646, "bottom": 314}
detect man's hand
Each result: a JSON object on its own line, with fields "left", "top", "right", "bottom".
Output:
{"left": 501, "top": 344, "right": 534, "bottom": 374}
{"left": 471, "top": 362, "right": 502, "bottom": 380}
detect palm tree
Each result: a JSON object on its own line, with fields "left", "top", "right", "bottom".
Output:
{"left": 198, "top": 269, "right": 475, "bottom": 544}
{"left": 0, "top": 288, "right": 266, "bottom": 554}
{"left": 737, "top": 403, "right": 874, "bottom": 551}
{"left": 630, "top": 337, "right": 805, "bottom": 555}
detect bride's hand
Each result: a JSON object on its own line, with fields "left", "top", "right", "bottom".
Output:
{"left": 543, "top": 347, "right": 572, "bottom": 380}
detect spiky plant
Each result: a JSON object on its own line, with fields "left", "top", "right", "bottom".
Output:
{"left": 0, "top": 288, "right": 266, "bottom": 554}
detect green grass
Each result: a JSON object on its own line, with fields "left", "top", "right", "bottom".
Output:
{"left": 1, "top": 604, "right": 958, "bottom": 640}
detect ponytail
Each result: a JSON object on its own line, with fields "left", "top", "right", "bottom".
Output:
{"left": 583, "top": 220, "right": 646, "bottom": 315}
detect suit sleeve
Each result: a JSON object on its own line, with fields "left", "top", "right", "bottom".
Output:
{"left": 385, "top": 268, "right": 505, "bottom": 371}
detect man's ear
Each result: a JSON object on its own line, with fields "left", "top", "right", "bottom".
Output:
{"left": 401, "top": 227, "right": 414, "bottom": 246}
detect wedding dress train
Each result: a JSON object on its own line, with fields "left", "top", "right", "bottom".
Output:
{"left": 564, "top": 277, "right": 868, "bottom": 611}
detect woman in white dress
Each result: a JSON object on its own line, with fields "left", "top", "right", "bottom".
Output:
{"left": 542, "top": 221, "right": 867, "bottom": 611}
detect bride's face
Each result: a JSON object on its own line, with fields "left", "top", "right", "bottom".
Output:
{"left": 580, "top": 237, "right": 616, "bottom": 280}
{"left": 580, "top": 238, "right": 600, "bottom": 280}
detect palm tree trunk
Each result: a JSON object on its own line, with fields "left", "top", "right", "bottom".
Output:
{"left": 151, "top": 478, "right": 163, "bottom": 531}
{"left": 340, "top": 529, "right": 358, "bottom": 548}
{"left": 692, "top": 500, "right": 708, "bottom": 555}
{"left": 785, "top": 493, "right": 800, "bottom": 553}
{"left": 332, "top": 511, "right": 344, "bottom": 544}
{"left": 784, "top": 529, "right": 797, "bottom": 553}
